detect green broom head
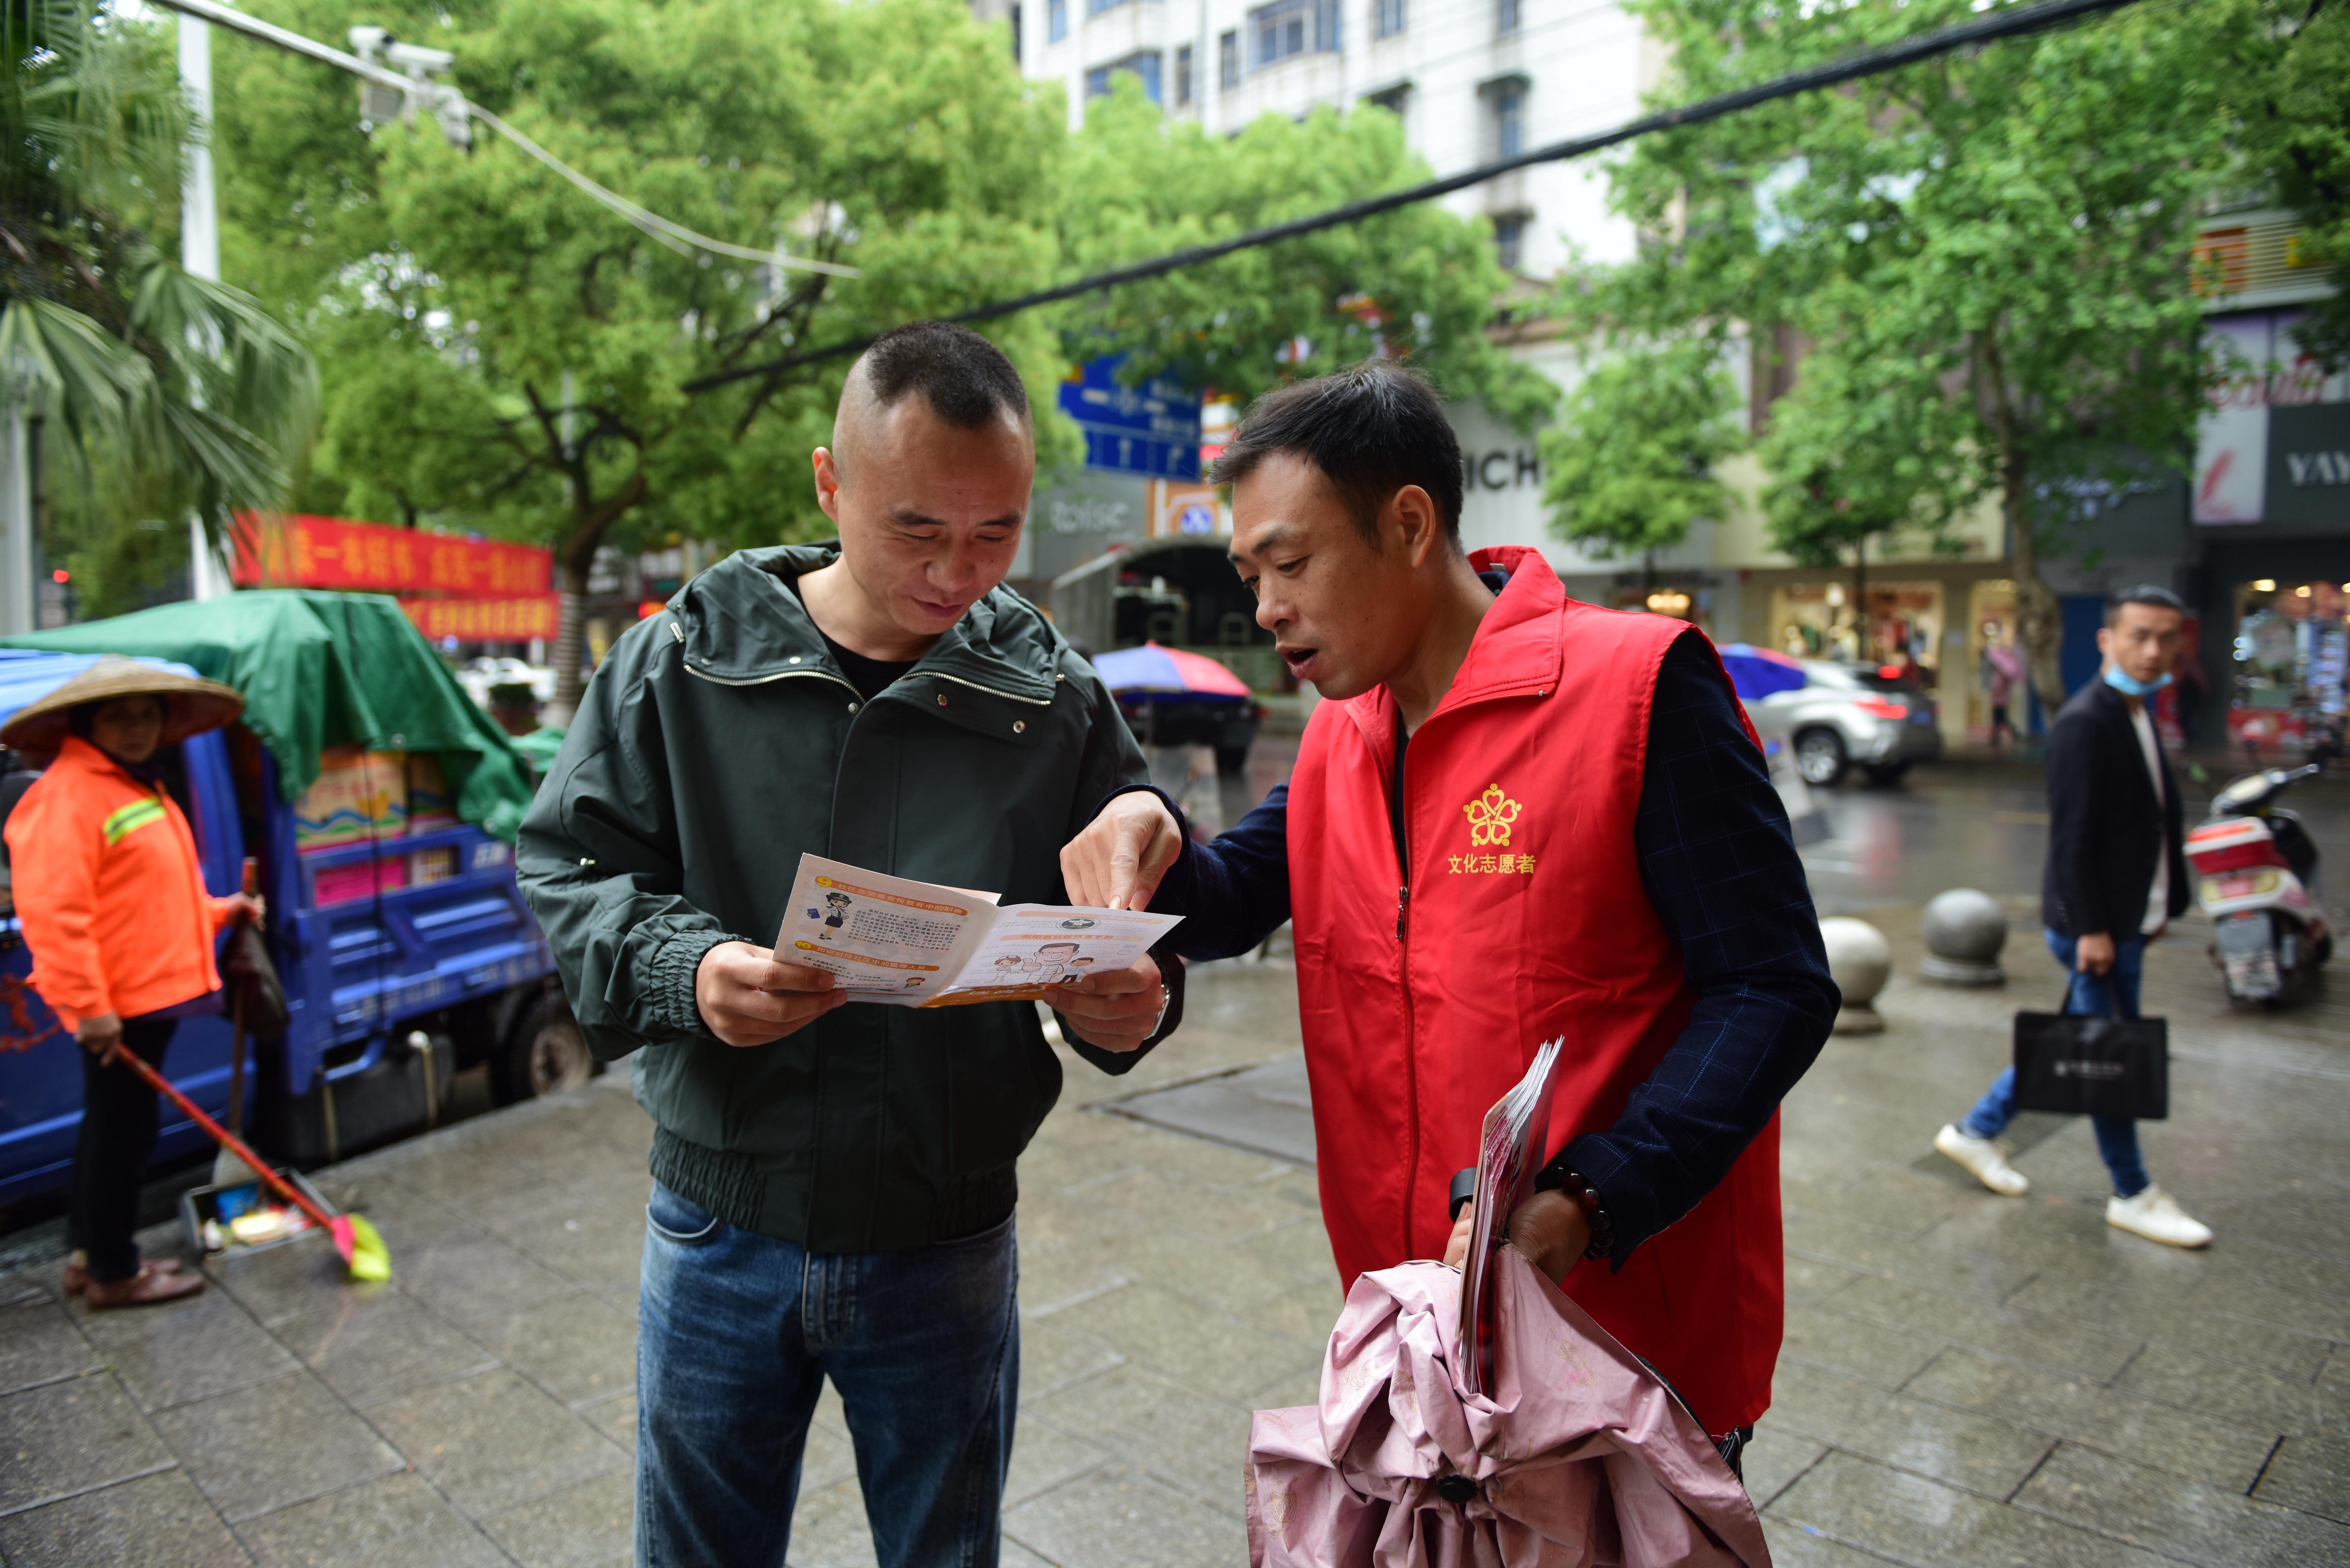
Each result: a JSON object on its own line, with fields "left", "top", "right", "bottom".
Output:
{"left": 329, "top": 1214, "right": 392, "bottom": 1282}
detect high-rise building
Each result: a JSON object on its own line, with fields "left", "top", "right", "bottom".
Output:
{"left": 987, "top": 0, "right": 1662, "bottom": 280}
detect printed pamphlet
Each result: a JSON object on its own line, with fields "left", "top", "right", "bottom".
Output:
{"left": 1457, "top": 1037, "right": 1566, "bottom": 1398}
{"left": 776, "top": 853, "right": 1183, "bottom": 1008}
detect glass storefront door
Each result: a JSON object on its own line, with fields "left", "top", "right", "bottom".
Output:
{"left": 2227, "top": 578, "right": 2349, "bottom": 761}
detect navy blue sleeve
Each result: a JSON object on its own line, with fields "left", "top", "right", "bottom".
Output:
{"left": 1092, "top": 783, "right": 1293, "bottom": 961}
{"left": 1559, "top": 631, "right": 1838, "bottom": 1266}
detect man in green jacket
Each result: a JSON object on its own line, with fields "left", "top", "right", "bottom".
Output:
{"left": 518, "top": 321, "right": 1179, "bottom": 1568}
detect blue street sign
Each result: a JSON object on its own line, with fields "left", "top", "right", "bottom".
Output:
{"left": 1058, "top": 355, "right": 1201, "bottom": 479}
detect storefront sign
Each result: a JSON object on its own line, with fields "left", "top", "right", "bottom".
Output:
{"left": 399, "top": 596, "right": 561, "bottom": 641}
{"left": 1058, "top": 356, "right": 1202, "bottom": 480}
{"left": 2195, "top": 310, "right": 2350, "bottom": 525}
{"left": 2266, "top": 404, "right": 2350, "bottom": 528}
{"left": 232, "top": 513, "right": 553, "bottom": 595}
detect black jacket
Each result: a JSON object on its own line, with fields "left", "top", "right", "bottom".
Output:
{"left": 2041, "top": 678, "right": 2189, "bottom": 939}
{"left": 518, "top": 544, "right": 1175, "bottom": 1254}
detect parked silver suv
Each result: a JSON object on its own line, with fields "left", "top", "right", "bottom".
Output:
{"left": 1748, "top": 661, "right": 1943, "bottom": 786}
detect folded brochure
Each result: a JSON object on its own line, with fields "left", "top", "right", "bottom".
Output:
{"left": 777, "top": 853, "right": 1184, "bottom": 1007}
{"left": 1457, "top": 1036, "right": 1566, "bottom": 1398}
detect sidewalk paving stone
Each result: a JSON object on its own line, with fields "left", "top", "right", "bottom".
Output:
{"left": 0, "top": 1372, "right": 174, "bottom": 1513}
{"left": 231, "top": 1470, "right": 509, "bottom": 1568}
{"left": 477, "top": 1466, "right": 635, "bottom": 1568}
{"left": 77, "top": 1288, "right": 299, "bottom": 1413}
{"left": 1767, "top": 1450, "right": 2172, "bottom": 1568}
{"left": 2251, "top": 1434, "right": 2350, "bottom": 1525}
{"left": 0, "top": 1297, "right": 95, "bottom": 1395}
{"left": 364, "top": 1366, "right": 628, "bottom": 1518}
{"left": 0, "top": 1467, "right": 251, "bottom": 1567}
{"left": 150, "top": 1368, "right": 404, "bottom": 1522}
{"left": 2014, "top": 1442, "right": 2350, "bottom": 1564}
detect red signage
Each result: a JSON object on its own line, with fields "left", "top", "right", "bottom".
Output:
{"left": 233, "top": 513, "right": 551, "bottom": 597}
{"left": 401, "top": 597, "right": 561, "bottom": 641}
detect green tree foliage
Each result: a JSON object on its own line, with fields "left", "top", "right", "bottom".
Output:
{"left": 2241, "top": 0, "right": 2350, "bottom": 371}
{"left": 1538, "top": 334, "right": 1742, "bottom": 567}
{"left": 1056, "top": 81, "right": 1551, "bottom": 422}
{"left": 217, "top": 0, "right": 1069, "bottom": 713}
{"left": 1569, "top": 0, "right": 2248, "bottom": 701}
{"left": 1, "top": 2, "right": 316, "bottom": 615}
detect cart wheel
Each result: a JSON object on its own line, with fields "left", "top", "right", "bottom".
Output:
{"left": 492, "top": 992, "right": 596, "bottom": 1105}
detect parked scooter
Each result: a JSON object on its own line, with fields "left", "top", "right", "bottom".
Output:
{"left": 2187, "top": 764, "right": 2332, "bottom": 1004}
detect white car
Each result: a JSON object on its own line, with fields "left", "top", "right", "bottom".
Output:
{"left": 457, "top": 657, "right": 555, "bottom": 708}
{"left": 1749, "top": 661, "right": 1943, "bottom": 787}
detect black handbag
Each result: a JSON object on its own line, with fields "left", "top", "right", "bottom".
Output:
{"left": 223, "top": 919, "right": 289, "bottom": 1042}
{"left": 2011, "top": 987, "right": 2167, "bottom": 1120}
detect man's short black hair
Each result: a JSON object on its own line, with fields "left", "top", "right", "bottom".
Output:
{"left": 858, "top": 320, "right": 1030, "bottom": 429}
{"left": 1210, "top": 361, "right": 1463, "bottom": 546}
{"left": 2106, "top": 584, "right": 2185, "bottom": 623}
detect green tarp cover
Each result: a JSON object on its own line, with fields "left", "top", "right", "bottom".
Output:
{"left": 1, "top": 590, "right": 535, "bottom": 841}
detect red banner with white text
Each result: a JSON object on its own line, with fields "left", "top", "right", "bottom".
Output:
{"left": 232, "top": 513, "right": 551, "bottom": 598}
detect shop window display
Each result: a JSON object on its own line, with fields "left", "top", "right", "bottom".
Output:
{"left": 2229, "top": 579, "right": 2349, "bottom": 763}
{"left": 1770, "top": 581, "right": 1944, "bottom": 685}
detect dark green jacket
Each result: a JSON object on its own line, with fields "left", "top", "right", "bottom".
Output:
{"left": 517, "top": 544, "right": 1172, "bottom": 1253}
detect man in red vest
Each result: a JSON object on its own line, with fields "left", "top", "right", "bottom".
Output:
{"left": 1061, "top": 361, "right": 1837, "bottom": 1470}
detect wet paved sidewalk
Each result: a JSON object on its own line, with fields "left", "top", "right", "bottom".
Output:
{"left": 0, "top": 906, "right": 2345, "bottom": 1566}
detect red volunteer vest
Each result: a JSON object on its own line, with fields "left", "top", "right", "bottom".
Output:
{"left": 1286, "top": 546, "right": 1783, "bottom": 1433}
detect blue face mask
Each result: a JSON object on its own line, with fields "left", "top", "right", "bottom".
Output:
{"left": 2103, "top": 665, "right": 2173, "bottom": 698}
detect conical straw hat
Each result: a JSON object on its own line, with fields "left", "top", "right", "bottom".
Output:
{"left": 0, "top": 656, "right": 244, "bottom": 755}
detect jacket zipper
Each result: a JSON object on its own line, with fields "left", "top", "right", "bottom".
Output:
{"left": 1393, "top": 735, "right": 1419, "bottom": 1266}
{"left": 686, "top": 662, "right": 1052, "bottom": 708}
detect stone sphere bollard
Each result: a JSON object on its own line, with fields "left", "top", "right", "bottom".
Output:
{"left": 1920, "top": 888, "right": 2008, "bottom": 986}
{"left": 1819, "top": 916, "right": 1891, "bottom": 1034}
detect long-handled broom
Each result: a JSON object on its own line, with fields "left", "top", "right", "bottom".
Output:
{"left": 114, "top": 1050, "right": 391, "bottom": 1282}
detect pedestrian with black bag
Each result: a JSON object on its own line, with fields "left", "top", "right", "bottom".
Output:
{"left": 1933, "top": 586, "right": 2212, "bottom": 1248}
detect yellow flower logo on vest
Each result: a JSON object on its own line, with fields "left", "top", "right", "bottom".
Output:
{"left": 1462, "top": 784, "right": 1522, "bottom": 847}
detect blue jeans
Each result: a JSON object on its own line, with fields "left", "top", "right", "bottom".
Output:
{"left": 635, "top": 1183, "right": 1019, "bottom": 1568}
{"left": 1961, "top": 930, "right": 2150, "bottom": 1198}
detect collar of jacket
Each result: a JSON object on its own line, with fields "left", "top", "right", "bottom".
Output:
{"left": 53, "top": 735, "right": 160, "bottom": 793}
{"left": 662, "top": 542, "right": 1061, "bottom": 707}
{"left": 1336, "top": 543, "right": 1567, "bottom": 752}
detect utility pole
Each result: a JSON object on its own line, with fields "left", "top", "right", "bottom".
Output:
{"left": 181, "top": 9, "right": 234, "bottom": 602}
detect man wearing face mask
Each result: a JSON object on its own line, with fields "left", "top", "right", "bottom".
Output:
{"left": 518, "top": 321, "right": 1180, "bottom": 1567}
{"left": 1934, "top": 585, "right": 2210, "bottom": 1247}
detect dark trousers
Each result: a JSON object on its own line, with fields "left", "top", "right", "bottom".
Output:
{"left": 69, "top": 1018, "right": 177, "bottom": 1283}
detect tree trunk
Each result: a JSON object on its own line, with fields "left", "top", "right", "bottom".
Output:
{"left": 1975, "top": 332, "right": 2065, "bottom": 719}
{"left": 548, "top": 551, "right": 591, "bottom": 727}
{"left": 1852, "top": 533, "right": 1867, "bottom": 663}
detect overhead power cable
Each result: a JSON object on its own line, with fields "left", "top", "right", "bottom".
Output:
{"left": 685, "top": 0, "right": 2145, "bottom": 394}
{"left": 148, "top": 0, "right": 859, "bottom": 277}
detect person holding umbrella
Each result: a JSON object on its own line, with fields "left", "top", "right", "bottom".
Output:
{"left": 3, "top": 657, "right": 262, "bottom": 1308}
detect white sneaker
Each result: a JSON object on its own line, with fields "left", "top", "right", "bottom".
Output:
{"left": 1935, "top": 1124, "right": 2030, "bottom": 1196}
{"left": 2106, "top": 1186, "right": 2213, "bottom": 1248}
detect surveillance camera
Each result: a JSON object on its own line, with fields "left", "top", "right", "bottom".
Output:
{"left": 386, "top": 41, "right": 456, "bottom": 75}
{"left": 347, "top": 26, "right": 392, "bottom": 59}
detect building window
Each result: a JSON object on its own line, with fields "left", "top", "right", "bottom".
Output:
{"left": 1049, "top": 0, "right": 1066, "bottom": 42}
{"left": 1492, "top": 212, "right": 1527, "bottom": 272}
{"left": 1087, "top": 0, "right": 1132, "bottom": 15}
{"left": 1490, "top": 79, "right": 1525, "bottom": 158}
{"left": 1219, "top": 29, "right": 1239, "bottom": 88}
{"left": 1251, "top": 0, "right": 1338, "bottom": 68}
{"left": 1086, "top": 50, "right": 1164, "bottom": 103}
{"left": 1175, "top": 43, "right": 1194, "bottom": 106}
{"left": 1364, "top": 82, "right": 1409, "bottom": 122}
{"left": 1010, "top": 2, "right": 1023, "bottom": 62}
{"left": 1497, "top": 0, "right": 1520, "bottom": 34}
{"left": 1374, "top": 0, "right": 1406, "bottom": 37}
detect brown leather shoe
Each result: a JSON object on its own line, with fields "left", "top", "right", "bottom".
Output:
{"left": 63, "top": 1254, "right": 182, "bottom": 1296}
{"left": 83, "top": 1262, "right": 205, "bottom": 1309}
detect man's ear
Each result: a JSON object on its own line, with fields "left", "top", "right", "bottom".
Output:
{"left": 1389, "top": 484, "right": 1445, "bottom": 567}
{"left": 812, "top": 447, "right": 844, "bottom": 525}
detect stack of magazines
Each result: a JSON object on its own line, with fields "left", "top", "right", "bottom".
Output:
{"left": 1456, "top": 1037, "right": 1566, "bottom": 1398}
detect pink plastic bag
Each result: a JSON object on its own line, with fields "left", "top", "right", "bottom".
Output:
{"left": 1247, "top": 1249, "right": 1771, "bottom": 1567}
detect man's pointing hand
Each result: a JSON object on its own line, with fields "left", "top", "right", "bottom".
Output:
{"left": 1061, "top": 792, "right": 1184, "bottom": 912}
